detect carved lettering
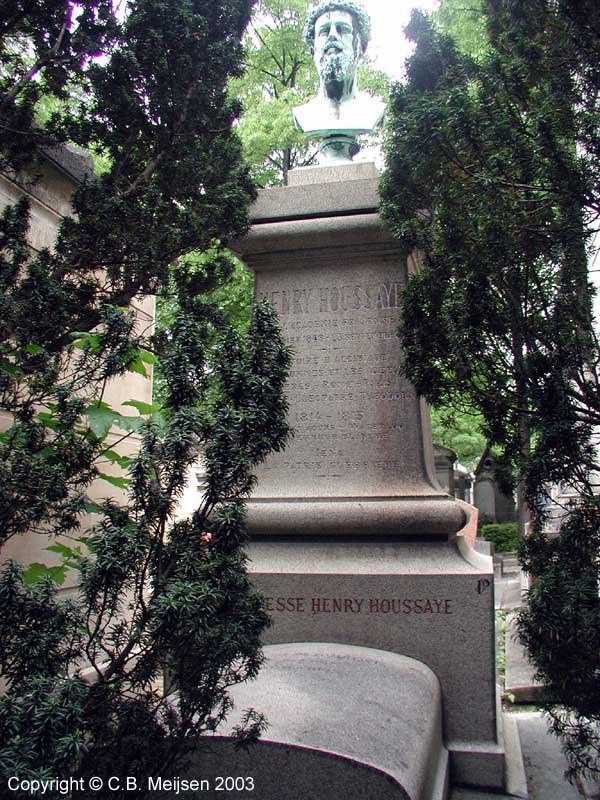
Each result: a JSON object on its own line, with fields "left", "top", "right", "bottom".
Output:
{"left": 264, "top": 597, "right": 453, "bottom": 616}
{"left": 264, "top": 596, "right": 306, "bottom": 613}
{"left": 261, "top": 282, "right": 401, "bottom": 316}
{"left": 253, "top": 262, "right": 421, "bottom": 490}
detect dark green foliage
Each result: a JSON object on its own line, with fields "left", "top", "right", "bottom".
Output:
{"left": 0, "top": 0, "right": 120, "bottom": 172}
{"left": 0, "top": 293, "right": 291, "bottom": 795}
{"left": 519, "top": 496, "right": 600, "bottom": 780}
{"left": 479, "top": 522, "right": 519, "bottom": 553}
{"left": 0, "top": 564, "right": 88, "bottom": 780}
{"left": 381, "top": 4, "right": 598, "bottom": 509}
{"left": 381, "top": 0, "right": 600, "bottom": 777}
{"left": 154, "top": 246, "right": 255, "bottom": 406}
{"left": 0, "top": 0, "right": 293, "bottom": 794}
{"left": 1, "top": 0, "right": 260, "bottom": 548}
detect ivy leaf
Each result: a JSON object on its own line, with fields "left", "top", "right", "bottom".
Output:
{"left": 47, "top": 543, "right": 76, "bottom": 558}
{"left": 0, "top": 361, "right": 23, "bottom": 377}
{"left": 78, "top": 535, "right": 96, "bottom": 554}
{"left": 126, "top": 348, "right": 158, "bottom": 377}
{"left": 103, "top": 449, "right": 131, "bottom": 469}
{"left": 46, "top": 543, "right": 85, "bottom": 572}
{"left": 24, "top": 343, "right": 46, "bottom": 355}
{"left": 139, "top": 349, "right": 157, "bottom": 365}
{"left": 127, "top": 355, "right": 148, "bottom": 376}
{"left": 115, "top": 415, "right": 144, "bottom": 433}
{"left": 82, "top": 500, "right": 103, "bottom": 514}
{"left": 151, "top": 411, "right": 168, "bottom": 432}
{"left": 70, "top": 332, "right": 102, "bottom": 353}
{"left": 35, "top": 411, "right": 59, "bottom": 432}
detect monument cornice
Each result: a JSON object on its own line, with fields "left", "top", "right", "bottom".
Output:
{"left": 245, "top": 495, "right": 465, "bottom": 538}
{"left": 237, "top": 213, "right": 408, "bottom": 265}
{"left": 250, "top": 176, "right": 380, "bottom": 224}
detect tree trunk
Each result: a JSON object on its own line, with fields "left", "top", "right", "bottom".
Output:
{"left": 282, "top": 148, "right": 291, "bottom": 186}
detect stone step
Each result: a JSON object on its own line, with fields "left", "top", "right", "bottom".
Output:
{"left": 504, "top": 614, "right": 546, "bottom": 704}
{"left": 451, "top": 711, "right": 595, "bottom": 799}
{"left": 451, "top": 790, "right": 514, "bottom": 799}
{"left": 501, "top": 555, "right": 520, "bottom": 572}
{"left": 513, "top": 712, "right": 586, "bottom": 799}
{"left": 493, "top": 553, "right": 521, "bottom": 579}
{"left": 495, "top": 578, "right": 523, "bottom": 612}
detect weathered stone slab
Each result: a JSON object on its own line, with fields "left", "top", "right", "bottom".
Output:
{"left": 201, "top": 644, "right": 449, "bottom": 800}
{"left": 255, "top": 256, "right": 417, "bottom": 498}
{"left": 288, "top": 161, "right": 379, "bottom": 185}
{"left": 246, "top": 537, "right": 502, "bottom": 783}
{"left": 252, "top": 163, "right": 380, "bottom": 222}
{"left": 188, "top": 741, "right": 413, "bottom": 800}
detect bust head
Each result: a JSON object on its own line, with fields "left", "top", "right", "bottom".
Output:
{"left": 294, "top": 1, "right": 383, "bottom": 162}
{"left": 303, "top": 1, "right": 371, "bottom": 102}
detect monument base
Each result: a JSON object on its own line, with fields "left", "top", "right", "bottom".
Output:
{"left": 243, "top": 537, "right": 505, "bottom": 792}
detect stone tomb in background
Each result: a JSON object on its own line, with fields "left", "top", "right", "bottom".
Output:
{"left": 214, "top": 163, "right": 507, "bottom": 799}
{"left": 0, "top": 147, "right": 155, "bottom": 591}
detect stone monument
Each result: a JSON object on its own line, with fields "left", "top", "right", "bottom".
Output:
{"left": 202, "top": 4, "right": 520, "bottom": 798}
{"left": 292, "top": 0, "right": 385, "bottom": 163}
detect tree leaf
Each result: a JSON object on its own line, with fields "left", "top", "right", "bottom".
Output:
{"left": 0, "top": 361, "right": 23, "bottom": 377}
{"left": 103, "top": 449, "right": 132, "bottom": 469}
{"left": 69, "top": 332, "right": 102, "bottom": 353}
{"left": 82, "top": 500, "right": 103, "bottom": 514}
{"left": 115, "top": 415, "right": 145, "bottom": 433}
{"left": 122, "top": 399, "right": 160, "bottom": 415}
{"left": 86, "top": 405, "right": 121, "bottom": 439}
{"left": 23, "top": 562, "right": 68, "bottom": 586}
{"left": 35, "top": 411, "right": 60, "bottom": 432}
{"left": 126, "top": 355, "right": 148, "bottom": 377}
{"left": 98, "top": 472, "right": 131, "bottom": 489}
{"left": 139, "top": 349, "right": 158, "bottom": 365}
{"left": 24, "top": 343, "right": 46, "bottom": 355}
{"left": 47, "top": 543, "right": 76, "bottom": 558}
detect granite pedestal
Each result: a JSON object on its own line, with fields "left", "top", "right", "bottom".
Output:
{"left": 229, "top": 163, "right": 506, "bottom": 794}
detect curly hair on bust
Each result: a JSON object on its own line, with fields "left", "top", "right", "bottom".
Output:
{"left": 303, "top": 1, "right": 371, "bottom": 56}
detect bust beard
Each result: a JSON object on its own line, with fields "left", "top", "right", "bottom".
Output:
{"left": 319, "top": 50, "right": 356, "bottom": 100}
{"left": 293, "top": 38, "right": 385, "bottom": 143}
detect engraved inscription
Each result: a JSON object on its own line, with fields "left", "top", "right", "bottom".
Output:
{"left": 254, "top": 261, "right": 426, "bottom": 495}
{"left": 263, "top": 596, "right": 453, "bottom": 616}
{"left": 257, "top": 281, "right": 401, "bottom": 315}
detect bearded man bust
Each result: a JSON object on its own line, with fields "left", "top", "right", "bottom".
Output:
{"left": 293, "top": 1, "right": 385, "bottom": 161}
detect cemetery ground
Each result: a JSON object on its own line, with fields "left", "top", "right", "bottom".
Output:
{"left": 451, "top": 555, "right": 599, "bottom": 800}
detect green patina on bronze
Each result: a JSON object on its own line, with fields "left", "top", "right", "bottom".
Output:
{"left": 293, "top": 0, "right": 385, "bottom": 163}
